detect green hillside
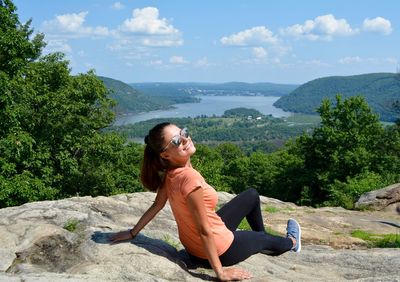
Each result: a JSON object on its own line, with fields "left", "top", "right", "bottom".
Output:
{"left": 99, "top": 77, "right": 201, "bottom": 115}
{"left": 274, "top": 73, "right": 400, "bottom": 121}
{"left": 98, "top": 76, "right": 166, "bottom": 115}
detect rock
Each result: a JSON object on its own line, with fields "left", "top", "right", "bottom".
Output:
{"left": 0, "top": 192, "right": 399, "bottom": 281}
{"left": 355, "top": 183, "right": 400, "bottom": 211}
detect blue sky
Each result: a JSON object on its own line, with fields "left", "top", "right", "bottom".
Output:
{"left": 13, "top": 0, "right": 399, "bottom": 84}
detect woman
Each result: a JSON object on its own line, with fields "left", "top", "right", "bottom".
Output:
{"left": 111, "top": 122, "right": 301, "bottom": 281}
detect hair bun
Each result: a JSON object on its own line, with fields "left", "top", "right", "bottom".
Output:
{"left": 144, "top": 135, "right": 149, "bottom": 144}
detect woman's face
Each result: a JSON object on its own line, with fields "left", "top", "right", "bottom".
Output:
{"left": 160, "top": 124, "right": 196, "bottom": 166}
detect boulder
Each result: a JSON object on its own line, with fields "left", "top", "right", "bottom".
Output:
{"left": 355, "top": 183, "right": 400, "bottom": 211}
{"left": 0, "top": 192, "right": 399, "bottom": 281}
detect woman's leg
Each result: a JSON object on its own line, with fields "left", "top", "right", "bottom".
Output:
{"left": 217, "top": 188, "right": 265, "bottom": 232}
{"left": 219, "top": 230, "right": 293, "bottom": 266}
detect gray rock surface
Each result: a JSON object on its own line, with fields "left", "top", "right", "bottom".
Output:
{"left": 0, "top": 192, "right": 399, "bottom": 281}
{"left": 355, "top": 183, "right": 400, "bottom": 211}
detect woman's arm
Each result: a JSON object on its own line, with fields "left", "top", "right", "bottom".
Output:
{"left": 186, "top": 187, "right": 251, "bottom": 281}
{"left": 110, "top": 186, "right": 168, "bottom": 243}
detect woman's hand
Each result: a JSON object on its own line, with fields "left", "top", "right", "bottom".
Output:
{"left": 109, "top": 230, "right": 133, "bottom": 244}
{"left": 217, "top": 267, "right": 252, "bottom": 281}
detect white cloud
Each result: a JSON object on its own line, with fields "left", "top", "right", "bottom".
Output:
{"left": 194, "top": 57, "right": 211, "bottom": 68}
{"left": 252, "top": 47, "right": 267, "bottom": 59}
{"left": 84, "top": 62, "right": 94, "bottom": 69}
{"left": 169, "top": 56, "right": 189, "bottom": 64}
{"left": 77, "top": 50, "right": 87, "bottom": 57}
{"left": 111, "top": 2, "right": 124, "bottom": 10}
{"left": 385, "top": 57, "right": 397, "bottom": 64}
{"left": 115, "top": 7, "right": 183, "bottom": 48}
{"left": 282, "top": 14, "right": 357, "bottom": 40}
{"left": 141, "top": 37, "right": 183, "bottom": 47}
{"left": 43, "top": 39, "right": 72, "bottom": 54}
{"left": 304, "top": 59, "right": 330, "bottom": 67}
{"left": 338, "top": 56, "right": 397, "bottom": 65}
{"left": 119, "top": 7, "right": 179, "bottom": 35}
{"left": 362, "top": 17, "right": 392, "bottom": 35}
{"left": 42, "top": 12, "right": 109, "bottom": 38}
{"left": 220, "top": 26, "right": 278, "bottom": 46}
{"left": 339, "top": 56, "right": 362, "bottom": 64}
{"left": 149, "top": 59, "right": 163, "bottom": 65}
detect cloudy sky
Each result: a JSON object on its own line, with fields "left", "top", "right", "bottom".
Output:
{"left": 13, "top": 0, "right": 399, "bottom": 84}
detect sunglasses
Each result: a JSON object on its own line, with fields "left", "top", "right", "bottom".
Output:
{"left": 161, "top": 127, "right": 189, "bottom": 152}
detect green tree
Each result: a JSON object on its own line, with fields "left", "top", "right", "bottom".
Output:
{"left": 0, "top": 0, "right": 142, "bottom": 207}
{"left": 0, "top": 0, "right": 45, "bottom": 78}
{"left": 295, "top": 95, "right": 385, "bottom": 206}
{"left": 191, "top": 144, "right": 230, "bottom": 192}
{"left": 215, "top": 143, "right": 244, "bottom": 164}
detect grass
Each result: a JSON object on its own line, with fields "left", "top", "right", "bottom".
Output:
{"left": 162, "top": 234, "right": 180, "bottom": 249}
{"left": 63, "top": 218, "right": 80, "bottom": 232}
{"left": 285, "top": 114, "right": 321, "bottom": 124}
{"left": 351, "top": 230, "right": 400, "bottom": 248}
{"left": 264, "top": 206, "right": 280, "bottom": 213}
{"left": 238, "top": 218, "right": 252, "bottom": 231}
{"left": 238, "top": 218, "right": 282, "bottom": 236}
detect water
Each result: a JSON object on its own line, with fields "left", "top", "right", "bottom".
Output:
{"left": 115, "top": 95, "right": 292, "bottom": 125}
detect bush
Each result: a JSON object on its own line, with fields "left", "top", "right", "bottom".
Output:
{"left": 325, "top": 172, "right": 388, "bottom": 209}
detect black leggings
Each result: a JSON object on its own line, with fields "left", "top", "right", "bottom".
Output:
{"left": 189, "top": 188, "right": 293, "bottom": 266}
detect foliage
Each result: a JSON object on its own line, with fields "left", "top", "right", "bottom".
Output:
{"left": 106, "top": 94, "right": 399, "bottom": 209}
{"left": 238, "top": 218, "right": 251, "bottom": 231}
{"left": 107, "top": 113, "right": 315, "bottom": 154}
{"left": 237, "top": 218, "right": 281, "bottom": 236}
{"left": 191, "top": 144, "right": 230, "bottom": 192}
{"left": 98, "top": 76, "right": 199, "bottom": 115}
{"left": 2, "top": 0, "right": 400, "bottom": 212}
{"left": 0, "top": 0, "right": 45, "bottom": 77}
{"left": 293, "top": 95, "right": 391, "bottom": 206}
{"left": 325, "top": 172, "right": 389, "bottom": 209}
{"left": 223, "top": 107, "right": 263, "bottom": 118}
{"left": 162, "top": 234, "right": 181, "bottom": 249}
{"left": 0, "top": 0, "right": 143, "bottom": 207}
{"left": 274, "top": 73, "right": 400, "bottom": 122}
{"left": 351, "top": 230, "right": 400, "bottom": 248}
{"left": 64, "top": 218, "right": 80, "bottom": 232}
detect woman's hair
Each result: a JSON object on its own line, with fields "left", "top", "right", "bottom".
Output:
{"left": 140, "top": 122, "right": 171, "bottom": 191}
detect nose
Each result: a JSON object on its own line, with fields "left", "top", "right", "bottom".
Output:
{"left": 181, "top": 135, "right": 190, "bottom": 144}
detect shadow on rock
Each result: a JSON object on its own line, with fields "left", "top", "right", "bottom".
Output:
{"left": 91, "top": 231, "right": 216, "bottom": 281}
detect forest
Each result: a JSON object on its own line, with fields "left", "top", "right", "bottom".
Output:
{"left": 107, "top": 108, "right": 317, "bottom": 154}
{"left": 274, "top": 72, "right": 400, "bottom": 122}
{"left": 1, "top": 0, "right": 400, "bottom": 210}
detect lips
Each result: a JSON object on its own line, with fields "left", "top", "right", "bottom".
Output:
{"left": 184, "top": 142, "right": 192, "bottom": 151}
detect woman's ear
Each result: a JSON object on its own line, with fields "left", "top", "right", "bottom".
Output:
{"left": 160, "top": 157, "right": 167, "bottom": 168}
{"left": 160, "top": 151, "right": 170, "bottom": 160}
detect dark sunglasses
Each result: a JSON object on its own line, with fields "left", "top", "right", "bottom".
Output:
{"left": 161, "top": 127, "right": 189, "bottom": 152}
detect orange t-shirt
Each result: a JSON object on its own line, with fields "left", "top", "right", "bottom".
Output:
{"left": 163, "top": 167, "right": 234, "bottom": 259}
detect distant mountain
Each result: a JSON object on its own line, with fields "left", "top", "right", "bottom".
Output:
{"left": 98, "top": 76, "right": 167, "bottom": 115}
{"left": 200, "top": 82, "right": 299, "bottom": 96}
{"left": 131, "top": 82, "right": 298, "bottom": 97}
{"left": 274, "top": 73, "right": 400, "bottom": 121}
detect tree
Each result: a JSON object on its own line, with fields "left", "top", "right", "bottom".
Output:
{"left": 295, "top": 95, "right": 384, "bottom": 206}
{"left": 393, "top": 68, "right": 400, "bottom": 125}
{"left": 0, "top": 0, "right": 45, "bottom": 77}
{"left": 191, "top": 144, "right": 230, "bottom": 192}
{"left": 0, "top": 0, "right": 142, "bottom": 207}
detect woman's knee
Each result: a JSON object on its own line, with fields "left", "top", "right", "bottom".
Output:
{"left": 245, "top": 188, "right": 260, "bottom": 201}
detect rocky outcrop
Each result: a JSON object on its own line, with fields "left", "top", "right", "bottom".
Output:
{"left": 0, "top": 192, "right": 399, "bottom": 281}
{"left": 355, "top": 183, "right": 400, "bottom": 211}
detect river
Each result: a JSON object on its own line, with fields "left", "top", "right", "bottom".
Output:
{"left": 114, "top": 95, "right": 292, "bottom": 125}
